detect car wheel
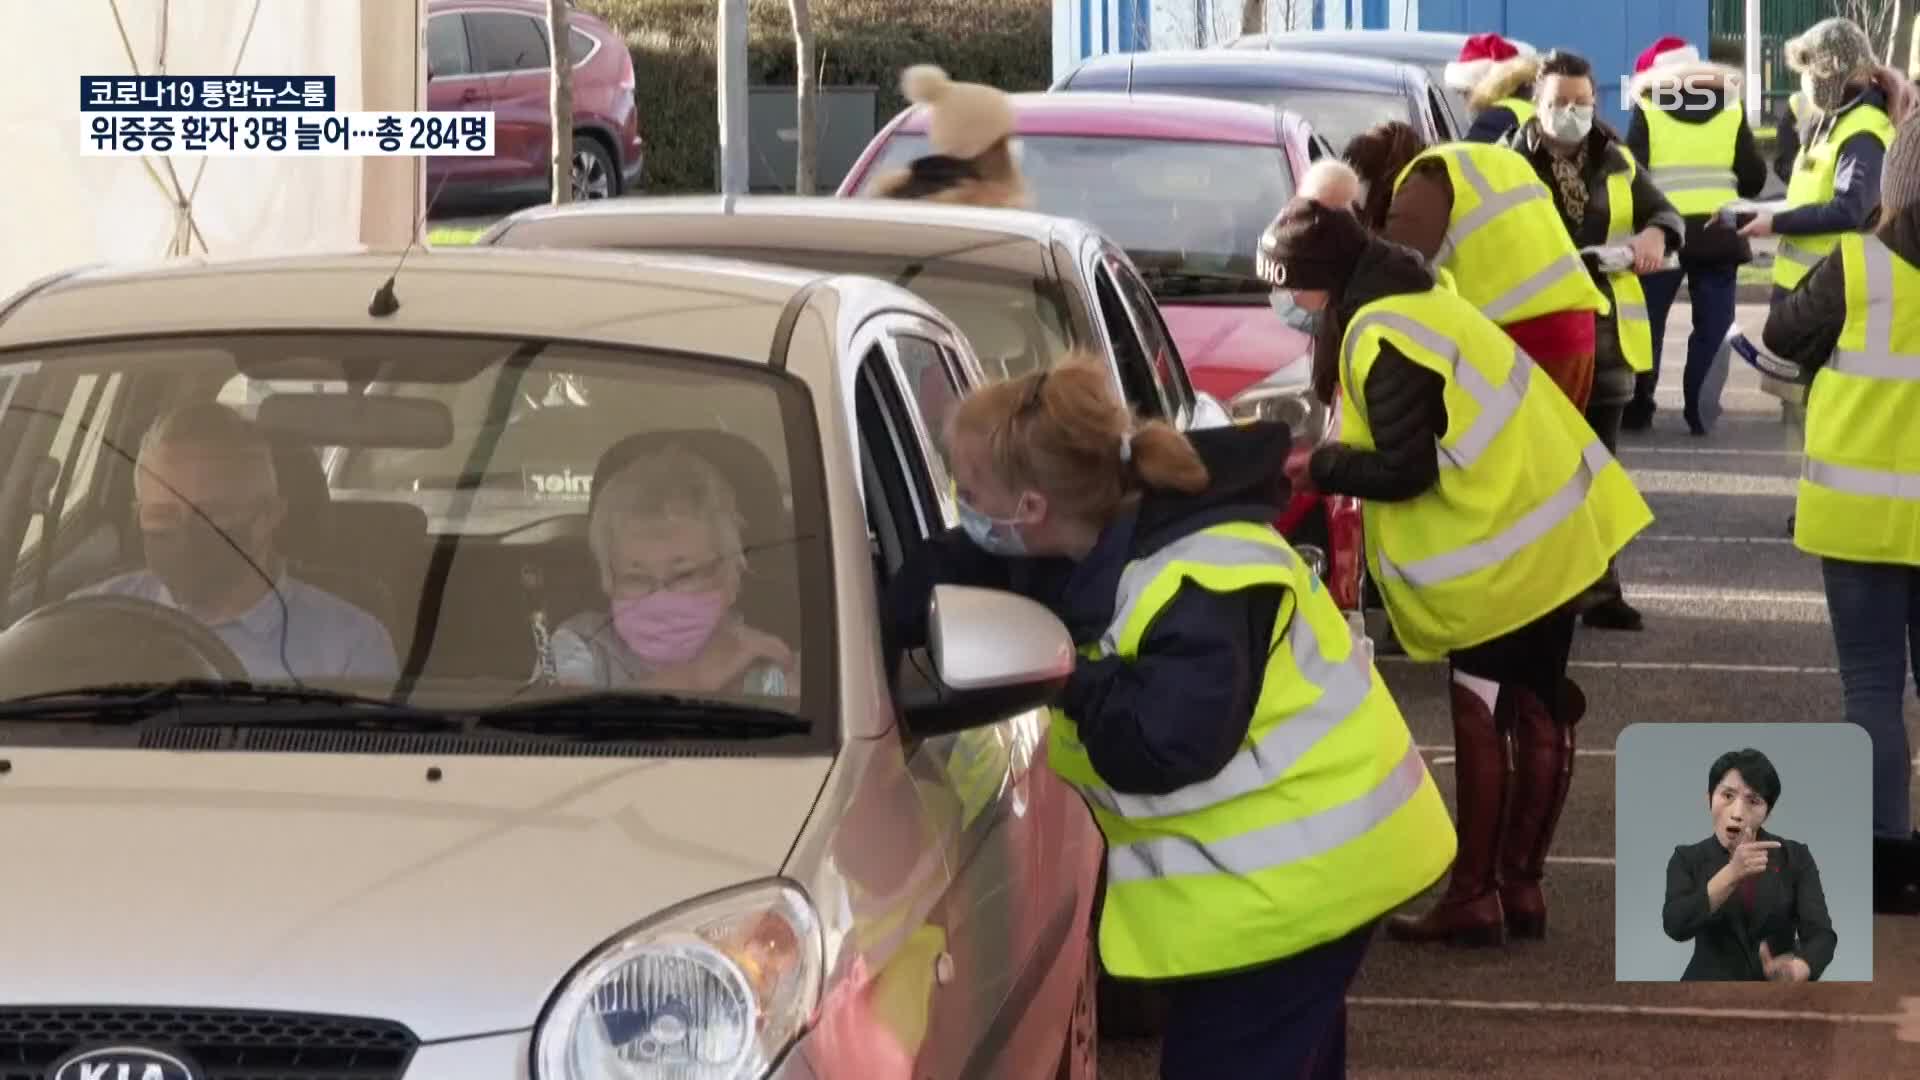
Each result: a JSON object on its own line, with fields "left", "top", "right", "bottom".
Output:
{"left": 570, "top": 134, "right": 616, "bottom": 201}
{"left": 1054, "top": 937, "right": 1099, "bottom": 1080}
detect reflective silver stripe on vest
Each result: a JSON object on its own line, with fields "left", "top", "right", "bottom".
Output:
{"left": 1105, "top": 740, "right": 1430, "bottom": 883}
{"left": 1776, "top": 238, "right": 1817, "bottom": 266}
{"left": 1081, "top": 534, "right": 1371, "bottom": 821}
{"left": 1478, "top": 253, "right": 1591, "bottom": 323}
{"left": 1651, "top": 166, "right": 1737, "bottom": 192}
{"left": 1343, "top": 310, "right": 1531, "bottom": 471}
{"left": 1615, "top": 301, "right": 1649, "bottom": 323}
{"left": 1803, "top": 458, "right": 1920, "bottom": 500}
{"left": 1829, "top": 236, "right": 1920, "bottom": 379}
{"left": 1434, "top": 150, "right": 1553, "bottom": 272}
{"left": 1375, "top": 437, "right": 1616, "bottom": 588}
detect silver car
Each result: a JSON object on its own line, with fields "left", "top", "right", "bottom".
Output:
{"left": 0, "top": 249, "right": 1102, "bottom": 1079}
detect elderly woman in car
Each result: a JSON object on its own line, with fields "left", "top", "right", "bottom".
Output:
{"left": 549, "top": 444, "right": 796, "bottom": 696}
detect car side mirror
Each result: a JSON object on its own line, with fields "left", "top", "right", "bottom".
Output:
{"left": 899, "top": 585, "right": 1075, "bottom": 739}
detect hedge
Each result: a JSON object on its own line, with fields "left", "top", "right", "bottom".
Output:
{"left": 583, "top": 0, "right": 1053, "bottom": 193}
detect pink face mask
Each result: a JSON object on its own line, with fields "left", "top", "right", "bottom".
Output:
{"left": 612, "top": 588, "right": 730, "bottom": 666}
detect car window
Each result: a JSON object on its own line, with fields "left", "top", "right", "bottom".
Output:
{"left": 426, "top": 14, "right": 471, "bottom": 79}
{"left": 464, "top": 12, "right": 547, "bottom": 74}
{"left": 568, "top": 28, "right": 596, "bottom": 65}
{"left": 1142, "top": 86, "right": 1411, "bottom": 156}
{"left": 1105, "top": 256, "right": 1191, "bottom": 421}
{"left": 13, "top": 373, "right": 121, "bottom": 560}
{"left": 857, "top": 134, "right": 1291, "bottom": 292}
{"left": 3, "top": 334, "right": 830, "bottom": 723}
{"left": 1092, "top": 265, "right": 1162, "bottom": 417}
{"left": 856, "top": 344, "right": 943, "bottom": 543}
{"left": 889, "top": 334, "right": 961, "bottom": 482}
{"left": 1428, "top": 84, "right": 1458, "bottom": 140}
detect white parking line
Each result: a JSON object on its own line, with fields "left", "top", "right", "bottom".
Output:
{"left": 1418, "top": 746, "right": 1615, "bottom": 757}
{"left": 1619, "top": 447, "right": 1800, "bottom": 457}
{"left": 1381, "top": 657, "right": 1840, "bottom": 675}
{"left": 1638, "top": 534, "right": 1793, "bottom": 544}
{"left": 1346, "top": 996, "right": 1920, "bottom": 1040}
{"left": 1629, "top": 470, "right": 1800, "bottom": 497}
{"left": 1545, "top": 856, "right": 1615, "bottom": 866}
{"left": 1627, "top": 585, "right": 1826, "bottom": 605}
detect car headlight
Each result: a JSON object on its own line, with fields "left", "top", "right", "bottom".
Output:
{"left": 533, "top": 879, "right": 824, "bottom": 1080}
{"left": 1227, "top": 371, "right": 1330, "bottom": 446}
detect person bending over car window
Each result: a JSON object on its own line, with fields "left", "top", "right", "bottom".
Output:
{"left": 551, "top": 445, "right": 797, "bottom": 696}
{"left": 79, "top": 402, "right": 398, "bottom": 682}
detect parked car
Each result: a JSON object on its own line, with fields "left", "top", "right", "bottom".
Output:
{"left": 1230, "top": 29, "right": 1533, "bottom": 138}
{"left": 0, "top": 248, "right": 1100, "bottom": 1079}
{"left": 837, "top": 92, "right": 1366, "bottom": 610}
{"left": 482, "top": 197, "right": 1357, "bottom": 609}
{"left": 425, "top": 0, "right": 643, "bottom": 210}
{"left": 1053, "top": 48, "right": 1455, "bottom": 155}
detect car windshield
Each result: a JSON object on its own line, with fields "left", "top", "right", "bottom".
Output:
{"left": 1164, "top": 87, "right": 1411, "bottom": 156}
{"left": 860, "top": 133, "right": 1291, "bottom": 287}
{"left": 634, "top": 244, "right": 1078, "bottom": 384}
{"left": 0, "top": 333, "right": 828, "bottom": 726}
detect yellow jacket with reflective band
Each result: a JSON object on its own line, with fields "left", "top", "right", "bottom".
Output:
{"left": 1641, "top": 104, "right": 1742, "bottom": 216}
{"left": 1775, "top": 103, "right": 1896, "bottom": 290}
{"left": 1337, "top": 286, "right": 1654, "bottom": 659}
{"left": 1602, "top": 151, "right": 1655, "bottom": 374}
{"left": 1395, "top": 143, "right": 1609, "bottom": 326}
{"left": 1796, "top": 233, "right": 1920, "bottom": 565}
{"left": 1045, "top": 521, "right": 1456, "bottom": 980}
{"left": 1497, "top": 98, "right": 1536, "bottom": 127}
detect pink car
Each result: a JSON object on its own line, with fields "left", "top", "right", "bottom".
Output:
{"left": 840, "top": 92, "right": 1366, "bottom": 611}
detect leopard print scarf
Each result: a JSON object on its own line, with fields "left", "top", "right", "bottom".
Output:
{"left": 1548, "top": 140, "right": 1590, "bottom": 232}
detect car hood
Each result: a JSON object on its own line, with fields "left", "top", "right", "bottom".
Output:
{"left": 1158, "top": 301, "right": 1312, "bottom": 401}
{"left": 0, "top": 747, "right": 834, "bottom": 1040}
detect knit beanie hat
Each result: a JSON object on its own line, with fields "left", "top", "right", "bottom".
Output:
{"left": 900, "top": 65, "right": 1017, "bottom": 161}
{"left": 1786, "top": 18, "right": 1878, "bottom": 112}
{"left": 1446, "top": 33, "right": 1532, "bottom": 92}
{"left": 1257, "top": 197, "right": 1370, "bottom": 292}
{"left": 1883, "top": 109, "right": 1920, "bottom": 218}
{"left": 1635, "top": 36, "right": 1700, "bottom": 75}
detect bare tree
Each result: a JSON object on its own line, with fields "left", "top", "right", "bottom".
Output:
{"left": 1274, "top": 0, "right": 1303, "bottom": 31}
{"left": 548, "top": 0, "right": 574, "bottom": 204}
{"left": 1242, "top": 0, "right": 1263, "bottom": 35}
{"left": 1155, "top": 0, "right": 1244, "bottom": 47}
{"left": 1885, "top": 0, "right": 1913, "bottom": 72}
{"left": 1836, "top": 0, "right": 1900, "bottom": 58}
{"left": 789, "top": 0, "right": 818, "bottom": 194}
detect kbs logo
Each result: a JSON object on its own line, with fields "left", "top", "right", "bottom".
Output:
{"left": 1623, "top": 72, "right": 1745, "bottom": 112}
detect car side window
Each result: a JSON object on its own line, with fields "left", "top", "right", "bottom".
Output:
{"left": 15, "top": 373, "right": 121, "bottom": 564}
{"left": 464, "top": 12, "right": 547, "bottom": 75}
{"left": 857, "top": 343, "right": 945, "bottom": 544}
{"left": 1428, "top": 86, "right": 1458, "bottom": 140}
{"left": 1107, "top": 257, "right": 1193, "bottom": 423}
{"left": 568, "top": 28, "right": 596, "bottom": 65}
{"left": 888, "top": 333, "right": 962, "bottom": 483}
{"left": 1092, "top": 264, "right": 1171, "bottom": 422}
{"left": 426, "top": 14, "right": 471, "bottom": 79}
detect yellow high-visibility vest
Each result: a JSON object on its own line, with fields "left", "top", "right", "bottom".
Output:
{"left": 1046, "top": 522, "right": 1456, "bottom": 980}
{"left": 1796, "top": 232, "right": 1920, "bottom": 565}
{"left": 1336, "top": 286, "right": 1654, "bottom": 659}
{"left": 1603, "top": 151, "right": 1655, "bottom": 374}
{"left": 1775, "top": 103, "right": 1896, "bottom": 290}
{"left": 1642, "top": 104, "right": 1742, "bottom": 216}
{"left": 1498, "top": 98, "right": 1537, "bottom": 128}
{"left": 1394, "top": 142, "right": 1610, "bottom": 326}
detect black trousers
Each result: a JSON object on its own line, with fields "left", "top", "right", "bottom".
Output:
{"left": 1159, "top": 922, "right": 1376, "bottom": 1080}
{"left": 1449, "top": 605, "right": 1579, "bottom": 706}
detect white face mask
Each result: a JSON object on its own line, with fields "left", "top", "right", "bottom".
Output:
{"left": 1542, "top": 104, "right": 1595, "bottom": 144}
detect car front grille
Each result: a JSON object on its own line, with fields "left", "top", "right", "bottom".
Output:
{"left": 0, "top": 1007, "right": 418, "bottom": 1080}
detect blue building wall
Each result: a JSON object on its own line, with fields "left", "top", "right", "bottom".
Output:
{"left": 1417, "top": 0, "right": 1711, "bottom": 130}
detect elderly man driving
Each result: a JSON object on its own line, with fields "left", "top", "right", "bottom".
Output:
{"left": 81, "top": 402, "right": 398, "bottom": 681}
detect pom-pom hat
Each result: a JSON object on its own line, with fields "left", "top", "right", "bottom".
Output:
{"left": 900, "top": 64, "right": 1017, "bottom": 161}
{"left": 1446, "top": 33, "right": 1533, "bottom": 92}
{"left": 1635, "top": 36, "right": 1701, "bottom": 75}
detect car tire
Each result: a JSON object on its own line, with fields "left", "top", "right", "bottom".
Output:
{"left": 569, "top": 133, "right": 617, "bottom": 201}
{"left": 1055, "top": 936, "right": 1100, "bottom": 1080}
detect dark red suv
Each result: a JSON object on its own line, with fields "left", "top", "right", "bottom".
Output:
{"left": 425, "top": 0, "right": 644, "bottom": 211}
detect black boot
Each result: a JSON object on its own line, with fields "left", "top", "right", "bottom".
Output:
{"left": 1873, "top": 832, "right": 1920, "bottom": 915}
{"left": 1621, "top": 397, "right": 1655, "bottom": 431}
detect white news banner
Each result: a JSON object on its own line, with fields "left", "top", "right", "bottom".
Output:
{"left": 81, "top": 111, "right": 495, "bottom": 156}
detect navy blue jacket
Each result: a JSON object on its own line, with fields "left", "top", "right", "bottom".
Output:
{"left": 885, "top": 421, "right": 1296, "bottom": 796}
{"left": 1466, "top": 103, "right": 1526, "bottom": 145}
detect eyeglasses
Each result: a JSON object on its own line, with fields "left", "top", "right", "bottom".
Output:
{"left": 611, "top": 556, "right": 726, "bottom": 598}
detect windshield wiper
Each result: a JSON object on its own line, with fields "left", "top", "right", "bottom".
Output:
{"left": 475, "top": 691, "right": 810, "bottom": 741}
{"left": 1137, "top": 268, "right": 1270, "bottom": 297}
{"left": 0, "top": 679, "right": 458, "bottom": 731}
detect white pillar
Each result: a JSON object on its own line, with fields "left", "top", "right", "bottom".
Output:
{"left": 1744, "top": 0, "right": 1763, "bottom": 122}
{"left": 718, "top": 0, "right": 749, "bottom": 195}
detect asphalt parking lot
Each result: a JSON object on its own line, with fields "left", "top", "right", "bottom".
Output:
{"left": 1100, "top": 303, "right": 1920, "bottom": 1078}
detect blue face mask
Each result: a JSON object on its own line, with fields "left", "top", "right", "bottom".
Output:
{"left": 957, "top": 499, "right": 1029, "bottom": 557}
{"left": 1269, "top": 290, "right": 1323, "bottom": 335}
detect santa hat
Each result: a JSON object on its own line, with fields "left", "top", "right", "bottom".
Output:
{"left": 1636, "top": 36, "right": 1701, "bottom": 75}
{"left": 1445, "top": 33, "right": 1533, "bottom": 92}
{"left": 900, "top": 65, "right": 1016, "bottom": 161}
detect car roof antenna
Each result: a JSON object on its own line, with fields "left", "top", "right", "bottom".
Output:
{"left": 371, "top": 46, "right": 526, "bottom": 318}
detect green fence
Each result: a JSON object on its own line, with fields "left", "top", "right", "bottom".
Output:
{"left": 1709, "top": 0, "right": 1839, "bottom": 114}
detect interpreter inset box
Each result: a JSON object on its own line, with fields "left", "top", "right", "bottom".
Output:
{"left": 1614, "top": 722, "right": 1872, "bottom": 982}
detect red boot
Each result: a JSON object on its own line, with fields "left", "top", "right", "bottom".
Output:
{"left": 1386, "top": 682, "right": 1511, "bottom": 947}
{"left": 1499, "top": 679, "right": 1586, "bottom": 939}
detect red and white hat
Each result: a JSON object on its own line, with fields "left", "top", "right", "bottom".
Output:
{"left": 1635, "top": 36, "right": 1701, "bottom": 75}
{"left": 1445, "top": 33, "right": 1533, "bottom": 92}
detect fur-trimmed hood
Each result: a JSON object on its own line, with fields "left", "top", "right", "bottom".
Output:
{"left": 1469, "top": 55, "right": 1541, "bottom": 111}
{"left": 1628, "top": 59, "right": 1742, "bottom": 102}
{"left": 866, "top": 167, "right": 1031, "bottom": 210}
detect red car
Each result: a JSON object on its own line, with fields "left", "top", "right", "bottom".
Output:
{"left": 425, "top": 0, "right": 643, "bottom": 210}
{"left": 839, "top": 92, "right": 1365, "bottom": 611}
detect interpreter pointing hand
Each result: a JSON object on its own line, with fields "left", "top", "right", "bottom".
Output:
{"left": 1728, "top": 824, "right": 1779, "bottom": 881}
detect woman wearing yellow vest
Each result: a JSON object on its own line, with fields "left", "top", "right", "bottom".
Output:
{"left": 1737, "top": 18, "right": 1914, "bottom": 302}
{"left": 1260, "top": 186, "right": 1653, "bottom": 947}
{"left": 1446, "top": 32, "right": 1539, "bottom": 144}
{"left": 1759, "top": 110, "right": 1920, "bottom": 917}
{"left": 1624, "top": 37, "right": 1769, "bottom": 435}
{"left": 884, "top": 358, "right": 1456, "bottom": 1076}
{"left": 1495, "top": 50, "right": 1683, "bottom": 632}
